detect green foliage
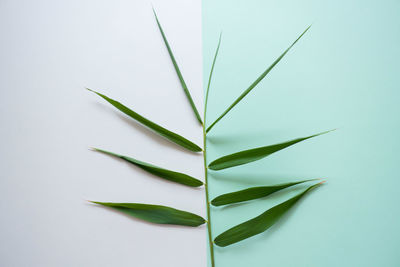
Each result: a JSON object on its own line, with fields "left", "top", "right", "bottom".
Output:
{"left": 206, "top": 26, "right": 311, "bottom": 133}
{"left": 93, "top": 148, "right": 203, "bottom": 187}
{"left": 211, "top": 179, "right": 317, "bottom": 206}
{"left": 205, "top": 32, "right": 222, "bottom": 113}
{"left": 214, "top": 182, "right": 322, "bottom": 247}
{"left": 208, "top": 130, "right": 334, "bottom": 170}
{"left": 87, "top": 9, "right": 332, "bottom": 267}
{"left": 91, "top": 202, "right": 206, "bottom": 227}
{"left": 86, "top": 88, "right": 202, "bottom": 152}
{"left": 153, "top": 8, "right": 203, "bottom": 125}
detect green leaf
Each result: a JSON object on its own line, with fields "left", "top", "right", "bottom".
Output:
{"left": 214, "top": 182, "right": 322, "bottom": 247}
{"left": 211, "top": 179, "right": 317, "bottom": 206}
{"left": 206, "top": 26, "right": 311, "bottom": 133}
{"left": 93, "top": 148, "right": 203, "bottom": 187}
{"left": 87, "top": 89, "right": 202, "bottom": 152}
{"left": 209, "top": 130, "right": 334, "bottom": 170}
{"left": 152, "top": 8, "right": 203, "bottom": 125}
{"left": 204, "top": 33, "right": 222, "bottom": 124}
{"left": 91, "top": 202, "right": 206, "bottom": 227}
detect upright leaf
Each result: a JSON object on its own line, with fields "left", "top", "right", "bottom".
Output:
{"left": 209, "top": 130, "right": 333, "bottom": 170}
{"left": 87, "top": 89, "right": 202, "bottom": 152}
{"left": 211, "top": 179, "right": 316, "bottom": 206}
{"left": 206, "top": 26, "right": 311, "bottom": 133}
{"left": 204, "top": 33, "right": 222, "bottom": 124}
{"left": 91, "top": 202, "right": 206, "bottom": 227}
{"left": 93, "top": 148, "right": 203, "bottom": 187}
{"left": 152, "top": 8, "right": 203, "bottom": 125}
{"left": 214, "top": 182, "right": 323, "bottom": 247}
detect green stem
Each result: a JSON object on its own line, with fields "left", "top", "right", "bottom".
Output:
{"left": 203, "top": 33, "right": 221, "bottom": 267}
{"left": 203, "top": 126, "right": 215, "bottom": 267}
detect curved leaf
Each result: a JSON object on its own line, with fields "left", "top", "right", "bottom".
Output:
{"left": 91, "top": 202, "right": 206, "bottom": 227}
{"left": 152, "top": 8, "right": 203, "bottom": 125}
{"left": 211, "top": 179, "right": 316, "bottom": 206}
{"left": 93, "top": 148, "right": 203, "bottom": 187}
{"left": 209, "top": 130, "right": 334, "bottom": 170}
{"left": 87, "top": 89, "right": 202, "bottom": 152}
{"left": 206, "top": 26, "right": 311, "bottom": 133}
{"left": 214, "top": 182, "right": 323, "bottom": 247}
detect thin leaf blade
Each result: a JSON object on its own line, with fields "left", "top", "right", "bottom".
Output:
{"left": 214, "top": 182, "right": 322, "bottom": 247}
{"left": 91, "top": 202, "right": 206, "bottom": 227}
{"left": 93, "top": 148, "right": 203, "bottom": 187}
{"left": 152, "top": 8, "right": 203, "bottom": 125}
{"left": 211, "top": 179, "right": 316, "bottom": 206}
{"left": 209, "top": 130, "right": 334, "bottom": 170}
{"left": 87, "top": 89, "right": 202, "bottom": 152}
{"left": 206, "top": 26, "right": 311, "bottom": 133}
{"left": 204, "top": 33, "right": 222, "bottom": 124}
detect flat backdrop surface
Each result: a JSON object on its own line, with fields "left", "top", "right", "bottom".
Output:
{"left": 0, "top": 0, "right": 205, "bottom": 266}
{"left": 1, "top": 0, "right": 399, "bottom": 266}
{"left": 203, "top": 0, "right": 400, "bottom": 266}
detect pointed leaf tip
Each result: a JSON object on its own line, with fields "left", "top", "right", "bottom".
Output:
{"left": 208, "top": 130, "right": 333, "bottom": 170}
{"left": 214, "top": 182, "right": 322, "bottom": 247}
{"left": 211, "top": 179, "right": 317, "bottom": 206}
{"left": 152, "top": 9, "right": 203, "bottom": 125}
{"left": 92, "top": 202, "right": 206, "bottom": 227}
{"left": 87, "top": 89, "right": 202, "bottom": 152}
{"left": 93, "top": 148, "right": 203, "bottom": 187}
{"left": 206, "top": 26, "right": 312, "bottom": 133}
{"left": 205, "top": 33, "right": 223, "bottom": 125}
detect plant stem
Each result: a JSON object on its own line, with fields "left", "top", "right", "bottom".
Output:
{"left": 203, "top": 125, "right": 215, "bottom": 267}
{"left": 203, "top": 34, "right": 221, "bottom": 267}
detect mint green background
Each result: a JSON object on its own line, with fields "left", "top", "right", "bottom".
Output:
{"left": 203, "top": 0, "right": 400, "bottom": 266}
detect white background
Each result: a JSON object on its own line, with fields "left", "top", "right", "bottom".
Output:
{"left": 0, "top": 0, "right": 205, "bottom": 266}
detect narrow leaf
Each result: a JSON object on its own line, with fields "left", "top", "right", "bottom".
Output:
{"left": 87, "top": 89, "right": 202, "bottom": 152}
{"left": 211, "top": 179, "right": 317, "bottom": 206}
{"left": 214, "top": 182, "right": 322, "bottom": 247}
{"left": 204, "top": 33, "right": 222, "bottom": 124}
{"left": 152, "top": 8, "right": 203, "bottom": 125}
{"left": 93, "top": 148, "right": 203, "bottom": 187}
{"left": 209, "top": 130, "right": 334, "bottom": 170}
{"left": 206, "top": 26, "right": 311, "bottom": 133}
{"left": 91, "top": 202, "right": 206, "bottom": 227}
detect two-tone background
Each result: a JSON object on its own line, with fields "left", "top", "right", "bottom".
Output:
{"left": 1, "top": 0, "right": 399, "bottom": 266}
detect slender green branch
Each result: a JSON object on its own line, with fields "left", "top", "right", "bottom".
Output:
{"left": 206, "top": 26, "right": 311, "bottom": 133}
{"left": 204, "top": 33, "right": 222, "bottom": 114}
{"left": 203, "top": 128, "right": 215, "bottom": 267}
{"left": 152, "top": 8, "right": 203, "bottom": 125}
{"left": 203, "top": 34, "right": 222, "bottom": 267}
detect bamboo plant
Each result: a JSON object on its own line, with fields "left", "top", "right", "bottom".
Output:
{"left": 87, "top": 9, "right": 332, "bottom": 267}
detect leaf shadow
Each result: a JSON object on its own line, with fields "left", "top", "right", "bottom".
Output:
{"left": 209, "top": 171, "right": 300, "bottom": 186}
{"left": 212, "top": 201, "right": 247, "bottom": 211}
{"left": 206, "top": 131, "right": 278, "bottom": 146}
{"left": 259, "top": 192, "right": 311, "bottom": 234}
{"left": 214, "top": 185, "right": 321, "bottom": 253}
{"left": 213, "top": 182, "right": 309, "bottom": 212}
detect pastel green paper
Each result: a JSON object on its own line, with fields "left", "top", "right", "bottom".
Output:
{"left": 203, "top": 0, "right": 400, "bottom": 266}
